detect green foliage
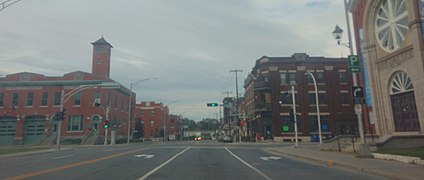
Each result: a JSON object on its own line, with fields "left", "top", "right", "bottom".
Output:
{"left": 376, "top": 147, "right": 424, "bottom": 159}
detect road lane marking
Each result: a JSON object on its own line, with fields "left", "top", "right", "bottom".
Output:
{"left": 138, "top": 147, "right": 190, "bottom": 180}
{"left": 4, "top": 148, "right": 149, "bottom": 180}
{"left": 53, "top": 154, "right": 75, "bottom": 160}
{"left": 225, "top": 148, "right": 272, "bottom": 180}
{"left": 260, "top": 156, "right": 281, "bottom": 161}
{"left": 134, "top": 154, "right": 154, "bottom": 158}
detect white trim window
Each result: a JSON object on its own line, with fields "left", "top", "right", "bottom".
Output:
{"left": 67, "top": 115, "right": 83, "bottom": 131}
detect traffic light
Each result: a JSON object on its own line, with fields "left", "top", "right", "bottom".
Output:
{"left": 53, "top": 109, "right": 66, "bottom": 121}
{"left": 104, "top": 120, "right": 109, "bottom": 129}
{"left": 288, "top": 106, "right": 294, "bottom": 122}
{"left": 207, "top": 103, "right": 218, "bottom": 107}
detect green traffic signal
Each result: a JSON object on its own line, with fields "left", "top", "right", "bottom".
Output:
{"left": 207, "top": 103, "right": 218, "bottom": 107}
{"left": 104, "top": 120, "right": 110, "bottom": 129}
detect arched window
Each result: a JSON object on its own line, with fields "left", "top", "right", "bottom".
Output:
{"left": 375, "top": 0, "right": 409, "bottom": 52}
{"left": 390, "top": 71, "right": 413, "bottom": 95}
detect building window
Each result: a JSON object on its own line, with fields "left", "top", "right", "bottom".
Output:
{"left": 150, "top": 120, "right": 154, "bottom": 127}
{"left": 339, "top": 72, "right": 347, "bottom": 84}
{"left": 0, "top": 93, "right": 4, "bottom": 107}
{"left": 41, "top": 92, "right": 48, "bottom": 106}
{"left": 282, "top": 115, "right": 301, "bottom": 132}
{"left": 54, "top": 92, "right": 61, "bottom": 106}
{"left": 289, "top": 73, "right": 296, "bottom": 84}
{"left": 121, "top": 99, "right": 124, "bottom": 111}
{"left": 309, "top": 93, "right": 327, "bottom": 105}
{"left": 95, "top": 46, "right": 104, "bottom": 53}
{"left": 309, "top": 115, "right": 329, "bottom": 132}
{"left": 151, "top": 110, "right": 155, "bottom": 115}
{"left": 12, "top": 93, "right": 19, "bottom": 107}
{"left": 141, "top": 110, "right": 145, "bottom": 115}
{"left": 281, "top": 116, "right": 292, "bottom": 132}
{"left": 67, "top": 115, "right": 83, "bottom": 131}
{"left": 94, "top": 92, "right": 101, "bottom": 107}
{"left": 316, "top": 72, "right": 325, "bottom": 84}
{"left": 73, "top": 92, "right": 81, "bottom": 106}
{"left": 318, "top": 93, "right": 327, "bottom": 105}
{"left": 26, "top": 92, "right": 34, "bottom": 106}
{"left": 341, "top": 92, "right": 350, "bottom": 105}
{"left": 280, "top": 73, "right": 287, "bottom": 85}
{"left": 263, "top": 75, "right": 269, "bottom": 83}
{"left": 107, "top": 93, "right": 111, "bottom": 106}
{"left": 375, "top": 0, "right": 408, "bottom": 52}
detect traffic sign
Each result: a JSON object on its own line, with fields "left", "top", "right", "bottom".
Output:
{"left": 348, "top": 55, "right": 360, "bottom": 73}
{"left": 352, "top": 86, "right": 364, "bottom": 98}
{"left": 282, "top": 125, "right": 289, "bottom": 132}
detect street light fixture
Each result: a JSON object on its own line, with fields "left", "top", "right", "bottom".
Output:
{"left": 305, "top": 72, "right": 322, "bottom": 145}
{"left": 127, "top": 77, "right": 157, "bottom": 144}
{"left": 332, "top": 0, "right": 370, "bottom": 157}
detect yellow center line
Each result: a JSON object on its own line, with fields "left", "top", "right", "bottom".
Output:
{"left": 4, "top": 148, "right": 149, "bottom": 180}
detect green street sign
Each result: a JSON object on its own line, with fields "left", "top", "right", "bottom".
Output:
{"left": 348, "top": 55, "right": 360, "bottom": 73}
{"left": 282, "top": 125, "right": 289, "bottom": 132}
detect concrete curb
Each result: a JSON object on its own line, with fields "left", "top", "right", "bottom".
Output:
{"left": 372, "top": 153, "right": 422, "bottom": 165}
{"left": 264, "top": 148, "right": 417, "bottom": 180}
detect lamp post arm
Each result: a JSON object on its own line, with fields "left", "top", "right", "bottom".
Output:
{"left": 305, "top": 72, "right": 322, "bottom": 144}
{"left": 63, "top": 85, "right": 97, "bottom": 104}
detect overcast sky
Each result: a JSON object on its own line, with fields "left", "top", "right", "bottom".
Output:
{"left": 0, "top": 0, "right": 352, "bottom": 121}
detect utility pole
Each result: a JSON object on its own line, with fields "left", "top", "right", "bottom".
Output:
{"left": 230, "top": 69, "right": 242, "bottom": 143}
{"left": 343, "top": 0, "right": 370, "bottom": 156}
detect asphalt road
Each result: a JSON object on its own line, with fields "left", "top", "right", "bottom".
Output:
{"left": 0, "top": 141, "right": 387, "bottom": 180}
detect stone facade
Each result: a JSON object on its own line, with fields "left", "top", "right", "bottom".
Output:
{"left": 354, "top": 0, "right": 424, "bottom": 137}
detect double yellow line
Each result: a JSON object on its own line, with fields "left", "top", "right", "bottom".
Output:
{"left": 4, "top": 148, "right": 148, "bottom": 180}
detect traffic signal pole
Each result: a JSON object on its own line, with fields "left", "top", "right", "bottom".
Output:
{"left": 104, "top": 106, "right": 110, "bottom": 145}
{"left": 291, "top": 83, "right": 299, "bottom": 148}
{"left": 56, "top": 90, "right": 65, "bottom": 151}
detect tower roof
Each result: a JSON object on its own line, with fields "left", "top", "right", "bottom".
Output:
{"left": 91, "top": 37, "right": 113, "bottom": 48}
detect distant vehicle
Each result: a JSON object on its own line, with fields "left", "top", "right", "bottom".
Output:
{"left": 195, "top": 137, "right": 202, "bottom": 141}
{"left": 168, "top": 134, "right": 176, "bottom": 141}
{"left": 223, "top": 135, "right": 232, "bottom": 143}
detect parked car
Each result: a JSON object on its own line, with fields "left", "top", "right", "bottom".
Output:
{"left": 223, "top": 135, "right": 232, "bottom": 143}
{"left": 195, "top": 137, "right": 202, "bottom": 141}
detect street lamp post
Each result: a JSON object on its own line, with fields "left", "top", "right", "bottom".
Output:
{"left": 56, "top": 82, "right": 120, "bottom": 150}
{"left": 305, "top": 72, "right": 322, "bottom": 145}
{"left": 333, "top": 0, "right": 370, "bottom": 157}
{"left": 290, "top": 81, "right": 299, "bottom": 148}
{"left": 127, "top": 77, "right": 157, "bottom": 144}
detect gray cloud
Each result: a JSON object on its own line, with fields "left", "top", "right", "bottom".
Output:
{"left": 0, "top": 0, "right": 350, "bottom": 120}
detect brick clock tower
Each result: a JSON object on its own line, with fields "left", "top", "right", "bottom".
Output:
{"left": 91, "top": 37, "right": 113, "bottom": 78}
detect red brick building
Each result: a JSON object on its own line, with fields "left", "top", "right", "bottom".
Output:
{"left": 0, "top": 37, "right": 133, "bottom": 145}
{"left": 134, "top": 101, "right": 169, "bottom": 140}
{"left": 242, "top": 53, "right": 356, "bottom": 142}
{"left": 168, "top": 114, "right": 182, "bottom": 141}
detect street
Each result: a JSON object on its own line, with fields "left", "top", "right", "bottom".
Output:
{"left": 0, "top": 141, "right": 386, "bottom": 180}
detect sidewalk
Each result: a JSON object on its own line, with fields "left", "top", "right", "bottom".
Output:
{"left": 265, "top": 145, "right": 424, "bottom": 180}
